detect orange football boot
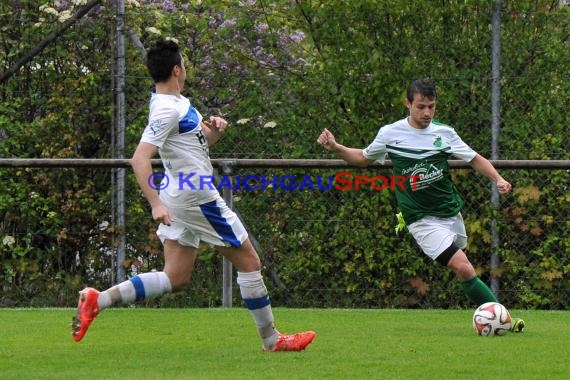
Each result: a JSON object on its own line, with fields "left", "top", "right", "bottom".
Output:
{"left": 71, "top": 287, "right": 100, "bottom": 342}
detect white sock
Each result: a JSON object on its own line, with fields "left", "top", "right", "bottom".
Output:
{"left": 237, "top": 270, "right": 279, "bottom": 348}
{"left": 98, "top": 271, "right": 172, "bottom": 310}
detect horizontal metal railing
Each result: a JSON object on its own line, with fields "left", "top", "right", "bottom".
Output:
{"left": 1, "top": 158, "right": 569, "bottom": 169}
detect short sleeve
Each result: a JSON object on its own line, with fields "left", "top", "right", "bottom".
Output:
{"left": 363, "top": 127, "right": 389, "bottom": 164}
{"left": 140, "top": 107, "right": 179, "bottom": 148}
{"left": 449, "top": 129, "right": 477, "bottom": 162}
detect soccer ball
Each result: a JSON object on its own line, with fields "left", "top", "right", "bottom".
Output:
{"left": 472, "top": 302, "right": 512, "bottom": 336}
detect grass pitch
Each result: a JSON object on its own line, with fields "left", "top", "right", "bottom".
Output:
{"left": 0, "top": 308, "right": 568, "bottom": 379}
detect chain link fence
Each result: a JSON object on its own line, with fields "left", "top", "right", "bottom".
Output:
{"left": 1, "top": 1, "right": 568, "bottom": 309}
{"left": 0, "top": 161, "right": 567, "bottom": 309}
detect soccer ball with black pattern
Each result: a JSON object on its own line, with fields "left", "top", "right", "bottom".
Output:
{"left": 472, "top": 302, "right": 512, "bottom": 336}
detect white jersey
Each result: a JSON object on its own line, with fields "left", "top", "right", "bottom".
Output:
{"left": 140, "top": 93, "right": 219, "bottom": 208}
{"left": 363, "top": 117, "right": 477, "bottom": 224}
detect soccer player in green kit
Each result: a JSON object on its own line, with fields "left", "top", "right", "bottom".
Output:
{"left": 317, "top": 78, "right": 524, "bottom": 332}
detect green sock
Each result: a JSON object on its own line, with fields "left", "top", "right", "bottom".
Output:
{"left": 461, "top": 276, "right": 497, "bottom": 306}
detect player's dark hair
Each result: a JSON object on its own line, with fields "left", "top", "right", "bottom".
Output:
{"left": 407, "top": 79, "right": 437, "bottom": 102}
{"left": 146, "top": 39, "right": 182, "bottom": 83}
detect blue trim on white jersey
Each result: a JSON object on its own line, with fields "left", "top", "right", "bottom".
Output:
{"left": 130, "top": 275, "right": 146, "bottom": 301}
{"left": 179, "top": 104, "right": 200, "bottom": 133}
{"left": 243, "top": 295, "right": 271, "bottom": 310}
{"left": 199, "top": 201, "right": 241, "bottom": 247}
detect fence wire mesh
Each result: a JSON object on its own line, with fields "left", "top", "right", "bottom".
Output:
{"left": 0, "top": 1, "right": 568, "bottom": 309}
{"left": 0, "top": 164, "right": 567, "bottom": 309}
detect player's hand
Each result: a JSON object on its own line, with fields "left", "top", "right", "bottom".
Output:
{"left": 496, "top": 178, "right": 512, "bottom": 195}
{"left": 209, "top": 116, "right": 228, "bottom": 133}
{"left": 151, "top": 203, "right": 172, "bottom": 226}
{"left": 317, "top": 128, "right": 337, "bottom": 151}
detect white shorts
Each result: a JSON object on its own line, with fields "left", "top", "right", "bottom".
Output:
{"left": 407, "top": 213, "right": 467, "bottom": 261}
{"left": 156, "top": 198, "right": 248, "bottom": 248}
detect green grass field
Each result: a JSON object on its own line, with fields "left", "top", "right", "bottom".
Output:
{"left": 0, "top": 308, "right": 568, "bottom": 379}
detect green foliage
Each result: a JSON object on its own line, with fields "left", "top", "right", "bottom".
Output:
{"left": 0, "top": 0, "right": 568, "bottom": 308}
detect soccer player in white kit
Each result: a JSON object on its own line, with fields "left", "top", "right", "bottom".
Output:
{"left": 317, "top": 79, "right": 524, "bottom": 332}
{"left": 72, "top": 39, "right": 316, "bottom": 350}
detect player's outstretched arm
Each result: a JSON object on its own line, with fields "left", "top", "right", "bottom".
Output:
{"left": 317, "top": 128, "right": 373, "bottom": 167}
{"left": 469, "top": 153, "right": 512, "bottom": 194}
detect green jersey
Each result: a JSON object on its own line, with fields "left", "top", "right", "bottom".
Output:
{"left": 362, "top": 118, "right": 477, "bottom": 225}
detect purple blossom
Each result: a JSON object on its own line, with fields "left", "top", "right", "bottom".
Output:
{"left": 254, "top": 23, "right": 269, "bottom": 34}
{"left": 220, "top": 19, "right": 237, "bottom": 29}
{"left": 289, "top": 31, "right": 306, "bottom": 43}
{"left": 252, "top": 46, "right": 264, "bottom": 59}
{"left": 265, "top": 53, "right": 277, "bottom": 66}
{"left": 185, "top": 37, "right": 195, "bottom": 50}
{"left": 277, "top": 33, "right": 289, "bottom": 51}
{"left": 162, "top": 0, "right": 177, "bottom": 13}
{"left": 208, "top": 17, "right": 220, "bottom": 29}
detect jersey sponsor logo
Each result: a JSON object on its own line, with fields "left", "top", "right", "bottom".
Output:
{"left": 148, "top": 118, "right": 167, "bottom": 135}
{"left": 401, "top": 162, "right": 425, "bottom": 175}
{"left": 409, "top": 164, "right": 444, "bottom": 190}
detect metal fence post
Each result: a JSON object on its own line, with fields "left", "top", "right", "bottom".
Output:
{"left": 220, "top": 161, "right": 236, "bottom": 307}
{"left": 490, "top": 0, "right": 503, "bottom": 296}
{"left": 114, "top": 0, "right": 127, "bottom": 284}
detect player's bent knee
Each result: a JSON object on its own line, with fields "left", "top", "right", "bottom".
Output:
{"left": 448, "top": 257, "right": 476, "bottom": 280}
{"left": 234, "top": 249, "right": 262, "bottom": 272}
{"left": 435, "top": 243, "right": 460, "bottom": 266}
{"left": 217, "top": 244, "right": 262, "bottom": 272}
{"left": 455, "top": 264, "right": 476, "bottom": 281}
{"left": 165, "top": 270, "right": 193, "bottom": 290}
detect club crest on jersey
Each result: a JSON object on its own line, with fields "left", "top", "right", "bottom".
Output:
{"left": 433, "top": 136, "right": 442, "bottom": 148}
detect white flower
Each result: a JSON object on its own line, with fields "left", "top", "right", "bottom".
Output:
{"left": 236, "top": 118, "right": 250, "bottom": 124}
{"left": 263, "top": 121, "right": 277, "bottom": 128}
{"left": 99, "top": 221, "right": 110, "bottom": 230}
{"left": 146, "top": 27, "right": 161, "bottom": 35}
{"left": 2, "top": 235, "right": 15, "bottom": 246}
{"left": 41, "top": 7, "right": 59, "bottom": 16}
{"left": 59, "top": 10, "right": 72, "bottom": 22}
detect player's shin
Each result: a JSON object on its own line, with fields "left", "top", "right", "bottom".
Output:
{"left": 461, "top": 276, "right": 497, "bottom": 306}
{"left": 98, "top": 271, "right": 172, "bottom": 309}
{"left": 237, "top": 270, "right": 279, "bottom": 348}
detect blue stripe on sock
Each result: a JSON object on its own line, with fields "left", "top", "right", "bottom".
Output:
{"left": 243, "top": 295, "right": 270, "bottom": 310}
{"left": 130, "top": 276, "right": 146, "bottom": 301}
{"left": 199, "top": 200, "right": 241, "bottom": 247}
